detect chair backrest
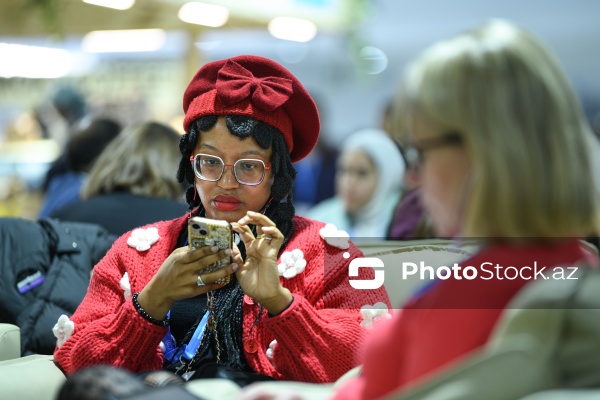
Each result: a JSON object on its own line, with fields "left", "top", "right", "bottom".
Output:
{"left": 388, "top": 261, "right": 600, "bottom": 400}
{"left": 488, "top": 263, "right": 600, "bottom": 389}
{"left": 0, "top": 323, "right": 20, "bottom": 361}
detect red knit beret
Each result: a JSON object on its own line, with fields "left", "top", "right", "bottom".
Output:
{"left": 183, "top": 55, "right": 320, "bottom": 163}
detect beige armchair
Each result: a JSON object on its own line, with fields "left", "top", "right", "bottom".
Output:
{"left": 0, "top": 323, "right": 20, "bottom": 362}
{"left": 0, "top": 324, "right": 66, "bottom": 400}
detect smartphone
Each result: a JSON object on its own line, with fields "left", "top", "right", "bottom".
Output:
{"left": 188, "top": 216, "right": 232, "bottom": 285}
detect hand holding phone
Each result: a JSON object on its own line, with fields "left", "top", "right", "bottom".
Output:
{"left": 188, "top": 216, "right": 233, "bottom": 285}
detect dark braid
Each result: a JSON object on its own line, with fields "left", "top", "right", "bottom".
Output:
{"left": 176, "top": 115, "right": 297, "bottom": 243}
{"left": 176, "top": 116, "right": 217, "bottom": 208}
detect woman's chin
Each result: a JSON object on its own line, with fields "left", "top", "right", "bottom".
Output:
{"left": 206, "top": 208, "right": 245, "bottom": 222}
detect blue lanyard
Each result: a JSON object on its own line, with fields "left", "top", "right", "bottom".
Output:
{"left": 163, "top": 309, "right": 211, "bottom": 363}
{"left": 163, "top": 226, "right": 238, "bottom": 364}
{"left": 163, "top": 229, "right": 210, "bottom": 363}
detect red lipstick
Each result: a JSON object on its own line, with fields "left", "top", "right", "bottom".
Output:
{"left": 213, "top": 195, "right": 241, "bottom": 211}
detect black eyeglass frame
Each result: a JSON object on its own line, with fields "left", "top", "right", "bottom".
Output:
{"left": 402, "top": 132, "right": 463, "bottom": 169}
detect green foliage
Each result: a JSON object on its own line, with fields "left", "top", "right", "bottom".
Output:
{"left": 22, "top": 0, "right": 68, "bottom": 38}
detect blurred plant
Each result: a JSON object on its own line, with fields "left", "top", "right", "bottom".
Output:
{"left": 344, "top": 0, "right": 369, "bottom": 27}
{"left": 341, "top": 0, "right": 380, "bottom": 78}
{"left": 22, "top": 0, "right": 68, "bottom": 38}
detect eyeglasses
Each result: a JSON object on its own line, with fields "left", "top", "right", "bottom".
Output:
{"left": 190, "top": 153, "right": 272, "bottom": 186}
{"left": 403, "top": 132, "right": 463, "bottom": 169}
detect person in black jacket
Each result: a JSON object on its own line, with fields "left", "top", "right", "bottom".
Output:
{"left": 51, "top": 122, "right": 188, "bottom": 236}
{"left": 0, "top": 217, "right": 116, "bottom": 355}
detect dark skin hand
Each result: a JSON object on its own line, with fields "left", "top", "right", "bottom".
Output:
{"left": 138, "top": 211, "right": 292, "bottom": 319}
{"left": 231, "top": 211, "right": 293, "bottom": 315}
{"left": 137, "top": 245, "right": 239, "bottom": 321}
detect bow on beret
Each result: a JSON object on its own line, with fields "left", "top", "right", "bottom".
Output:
{"left": 183, "top": 55, "right": 320, "bottom": 163}
{"left": 216, "top": 60, "right": 293, "bottom": 112}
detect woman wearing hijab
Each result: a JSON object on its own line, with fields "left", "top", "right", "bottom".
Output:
{"left": 307, "top": 128, "right": 404, "bottom": 238}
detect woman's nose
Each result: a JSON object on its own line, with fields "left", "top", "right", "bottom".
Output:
{"left": 218, "top": 165, "right": 240, "bottom": 188}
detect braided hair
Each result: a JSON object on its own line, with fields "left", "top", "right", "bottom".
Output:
{"left": 176, "top": 115, "right": 297, "bottom": 241}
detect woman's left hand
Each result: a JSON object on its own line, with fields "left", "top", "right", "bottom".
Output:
{"left": 231, "top": 211, "right": 292, "bottom": 315}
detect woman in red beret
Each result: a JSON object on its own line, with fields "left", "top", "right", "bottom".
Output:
{"left": 53, "top": 55, "right": 390, "bottom": 385}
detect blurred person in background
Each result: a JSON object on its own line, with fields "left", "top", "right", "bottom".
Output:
{"left": 292, "top": 94, "right": 338, "bottom": 215}
{"left": 41, "top": 85, "right": 91, "bottom": 189}
{"left": 238, "top": 19, "right": 600, "bottom": 400}
{"left": 292, "top": 136, "right": 338, "bottom": 216}
{"left": 306, "top": 128, "right": 404, "bottom": 238}
{"left": 331, "top": 19, "right": 600, "bottom": 400}
{"left": 38, "top": 117, "right": 121, "bottom": 218}
{"left": 51, "top": 121, "right": 187, "bottom": 236}
{"left": 50, "top": 85, "right": 88, "bottom": 132}
{"left": 385, "top": 145, "right": 436, "bottom": 240}
{"left": 380, "top": 97, "right": 436, "bottom": 241}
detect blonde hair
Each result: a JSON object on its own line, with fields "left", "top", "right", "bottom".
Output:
{"left": 394, "top": 20, "right": 599, "bottom": 238}
{"left": 82, "top": 122, "right": 183, "bottom": 201}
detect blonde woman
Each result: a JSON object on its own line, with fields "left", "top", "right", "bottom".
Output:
{"left": 237, "top": 20, "right": 600, "bottom": 400}
{"left": 51, "top": 122, "right": 187, "bottom": 235}
{"left": 331, "top": 19, "right": 600, "bottom": 399}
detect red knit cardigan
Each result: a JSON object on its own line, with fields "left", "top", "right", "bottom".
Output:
{"left": 53, "top": 214, "right": 390, "bottom": 383}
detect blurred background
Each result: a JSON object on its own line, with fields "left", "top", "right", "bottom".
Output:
{"left": 1, "top": 0, "right": 600, "bottom": 219}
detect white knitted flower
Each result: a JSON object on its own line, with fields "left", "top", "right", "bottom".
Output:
{"left": 52, "top": 314, "right": 75, "bottom": 348}
{"left": 120, "top": 272, "right": 131, "bottom": 300}
{"left": 360, "top": 302, "right": 392, "bottom": 329}
{"left": 319, "top": 223, "right": 350, "bottom": 249}
{"left": 266, "top": 339, "right": 277, "bottom": 364}
{"left": 127, "top": 227, "right": 159, "bottom": 251}
{"left": 277, "top": 249, "right": 306, "bottom": 279}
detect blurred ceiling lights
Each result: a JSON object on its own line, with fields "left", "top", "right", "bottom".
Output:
{"left": 82, "top": 29, "right": 166, "bottom": 52}
{"left": 167, "top": 0, "right": 350, "bottom": 31}
{"left": 82, "top": 0, "right": 136, "bottom": 10}
{"left": 0, "top": 0, "right": 349, "bottom": 79}
{"left": 268, "top": 17, "right": 318, "bottom": 42}
{"left": 178, "top": 2, "right": 230, "bottom": 28}
{"left": 0, "top": 43, "right": 72, "bottom": 78}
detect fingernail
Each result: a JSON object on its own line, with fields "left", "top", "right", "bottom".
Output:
{"left": 238, "top": 218, "right": 246, "bottom": 224}
{"left": 224, "top": 249, "right": 232, "bottom": 255}
{"left": 231, "top": 263, "right": 239, "bottom": 271}
{"left": 211, "top": 246, "right": 218, "bottom": 253}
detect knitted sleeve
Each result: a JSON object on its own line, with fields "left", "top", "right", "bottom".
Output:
{"left": 53, "top": 235, "right": 167, "bottom": 375}
{"left": 257, "top": 218, "right": 392, "bottom": 383}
